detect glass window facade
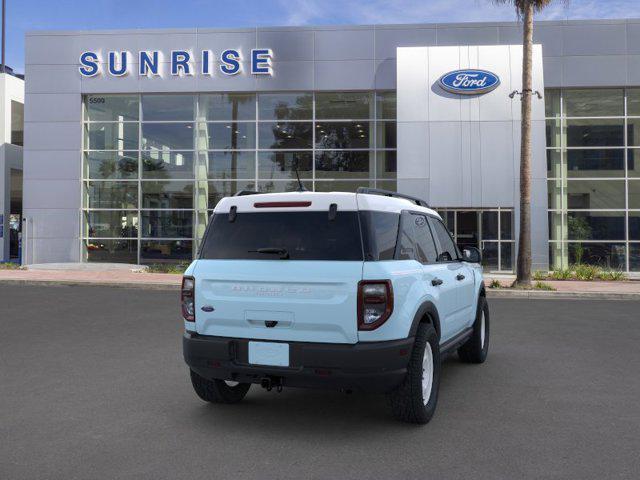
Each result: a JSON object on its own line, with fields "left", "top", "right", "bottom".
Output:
{"left": 435, "top": 209, "right": 514, "bottom": 273}
{"left": 546, "top": 88, "right": 640, "bottom": 271}
{"left": 82, "top": 92, "right": 397, "bottom": 264}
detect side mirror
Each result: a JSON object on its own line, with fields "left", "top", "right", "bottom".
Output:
{"left": 462, "top": 246, "right": 482, "bottom": 263}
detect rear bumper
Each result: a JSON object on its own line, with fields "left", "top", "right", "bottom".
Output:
{"left": 183, "top": 332, "right": 414, "bottom": 393}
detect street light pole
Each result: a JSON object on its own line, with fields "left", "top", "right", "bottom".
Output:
{"left": 1, "top": 0, "right": 5, "bottom": 74}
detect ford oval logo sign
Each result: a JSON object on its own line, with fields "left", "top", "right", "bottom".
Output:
{"left": 438, "top": 69, "right": 500, "bottom": 95}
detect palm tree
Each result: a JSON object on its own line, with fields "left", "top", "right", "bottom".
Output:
{"left": 494, "top": 0, "right": 553, "bottom": 287}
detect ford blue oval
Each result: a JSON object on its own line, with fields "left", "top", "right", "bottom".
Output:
{"left": 438, "top": 69, "right": 500, "bottom": 95}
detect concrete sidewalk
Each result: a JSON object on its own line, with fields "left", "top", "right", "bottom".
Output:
{"left": 1, "top": 267, "right": 640, "bottom": 300}
{"left": 0, "top": 268, "right": 181, "bottom": 289}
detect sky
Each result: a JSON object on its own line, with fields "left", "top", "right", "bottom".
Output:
{"left": 5, "top": 0, "right": 640, "bottom": 73}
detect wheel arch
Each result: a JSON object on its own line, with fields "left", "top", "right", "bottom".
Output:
{"left": 408, "top": 301, "right": 441, "bottom": 340}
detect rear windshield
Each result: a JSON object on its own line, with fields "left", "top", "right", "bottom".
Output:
{"left": 199, "top": 211, "right": 364, "bottom": 261}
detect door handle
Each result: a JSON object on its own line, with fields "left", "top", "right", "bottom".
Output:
{"left": 456, "top": 274, "right": 465, "bottom": 281}
{"left": 431, "top": 278, "right": 443, "bottom": 286}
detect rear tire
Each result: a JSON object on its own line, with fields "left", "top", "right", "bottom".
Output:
{"left": 190, "top": 370, "right": 251, "bottom": 404}
{"left": 458, "top": 296, "right": 490, "bottom": 364}
{"left": 388, "top": 322, "right": 441, "bottom": 424}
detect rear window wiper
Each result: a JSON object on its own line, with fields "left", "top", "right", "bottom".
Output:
{"left": 249, "top": 247, "right": 290, "bottom": 259}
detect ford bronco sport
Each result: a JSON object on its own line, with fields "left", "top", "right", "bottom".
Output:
{"left": 182, "top": 188, "right": 489, "bottom": 424}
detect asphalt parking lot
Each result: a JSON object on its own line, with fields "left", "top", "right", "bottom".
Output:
{"left": 1, "top": 285, "right": 639, "bottom": 480}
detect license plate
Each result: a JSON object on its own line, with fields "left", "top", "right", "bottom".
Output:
{"left": 248, "top": 341, "right": 290, "bottom": 367}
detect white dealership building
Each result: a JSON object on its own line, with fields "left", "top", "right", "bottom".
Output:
{"left": 21, "top": 19, "right": 640, "bottom": 272}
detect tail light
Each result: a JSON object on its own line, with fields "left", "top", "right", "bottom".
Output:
{"left": 358, "top": 280, "right": 393, "bottom": 330}
{"left": 181, "top": 276, "right": 195, "bottom": 322}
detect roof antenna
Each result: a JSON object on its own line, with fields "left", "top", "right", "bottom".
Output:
{"left": 293, "top": 156, "right": 307, "bottom": 192}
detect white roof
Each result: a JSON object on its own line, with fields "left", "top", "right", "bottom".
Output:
{"left": 214, "top": 191, "right": 440, "bottom": 218}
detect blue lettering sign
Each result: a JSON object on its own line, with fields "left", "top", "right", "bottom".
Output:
{"left": 220, "top": 49, "right": 241, "bottom": 75}
{"left": 139, "top": 51, "right": 160, "bottom": 76}
{"left": 438, "top": 69, "right": 500, "bottom": 95}
{"left": 79, "top": 52, "right": 99, "bottom": 77}
{"left": 251, "top": 49, "right": 272, "bottom": 75}
{"left": 108, "top": 51, "right": 128, "bottom": 76}
{"left": 171, "top": 50, "right": 192, "bottom": 76}
{"left": 77, "top": 48, "right": 274, "bottom": 77}
{"left": 201, "top": 50, "right": 212, "bottom": 75}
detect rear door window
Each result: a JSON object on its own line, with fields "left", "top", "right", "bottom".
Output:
{"left": 428, "top": 217, "right": 460, "bottom": 262}
{"left": 200, "top": 211, "right": 363, "bottom": 261}
{"left": 411, "top": 214, "right": 438, "bottom": 263}
{"left": 396, "top": 212, "right": 419, "bottom": 261}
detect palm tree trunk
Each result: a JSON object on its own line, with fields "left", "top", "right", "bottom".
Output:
{"left": 516, "top": 2, "right": 534, "bottom": 287}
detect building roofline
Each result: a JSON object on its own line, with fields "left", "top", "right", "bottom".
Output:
{"left": 25, "top": 17, "right": 640, "bottom": 37}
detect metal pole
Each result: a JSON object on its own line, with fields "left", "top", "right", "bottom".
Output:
{"left": 1, "top": 0, "right": 5, "bottom": 74}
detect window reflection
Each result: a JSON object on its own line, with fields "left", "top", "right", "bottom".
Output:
{"left": 86, "top": 95, "right": 139, "bottom": 122}
{"left": 315, "top": 151, "right": 372, "bottom": 178}
{"left": 258, "top": 93, "right": 312, "bottom": 120}
{"left": 199, "top": 93, "right": 255, "bottom": 121}
{"left": 207, "top": 181, "right": 255, "bottom": 209}
{"left": 141, "top": 240, "right": 193, "bottom": 264}
{"left": 198, "top": 123, "right": 256, "bottom": 150}
{"left": 566, "top": 119, "right": 624, "bottom": 147}
{"left": 568, "top": 243, "right": 626, "bottom": 269}
{"left": 203, "top": 151, "right": 256, "bottom": 179}
{"left": 142, "top": 181, "right": 194, "bottom": 209}
{"left": 376, "top": 91, "right": 396, "bottom": 119}
{"left": 315, "top": 92, "right": 373, "bottom": 119}
{"left": 567, "top": 149, "right": 624, "bottom": 177}
{"left": 85, "top": 151, "right": 138, "bottom": 179}
{"left": 566, "top": 180, "right": 625, "bottom": 209}
{"left": 83, "top": 91, "right": 397, "bottom": 264}
{"left": 258, "top": 180, "right": 313, "bottom": 193}
{"left": 141, "top": 211, "right": 193, "bottom": 238}
{"left": 85, "top": 211, "right": 138, "bottom": 238}
{"left": 85, "top": 123, "right": 139, "bottom": 150}
{"left": 142, "top": 95, "right": 194, "bottom": 121}
{"left": 86, "top": 181, "right": 138, "bottom": 209}
{"left": 567, "top": 212, "right": 625, "bottom": 240}
{"left": 258, "top": 122, "right": 313, "bottom": 149}
{"left": 142, "top": 123, "right": 194, "bottom": 150}
{"left": 376, "top": 151, "right": 397, "bottom": 179}
{"left": 563, "top": 89, "right": 623, "bottom": 117}
{"left": 85, "top": 240, "right": 137, "bottom": 263}
{"left": 258, "top": 151, "right": 312, "bottom": 180}
{"left": 315, "top": 122, "right": 371, "bottom": 149}
{"left": 142, "top": 150, "right": 194, "bottom": 179}
{"left": 376, "top": 122, "right": 396, "bottom": 149}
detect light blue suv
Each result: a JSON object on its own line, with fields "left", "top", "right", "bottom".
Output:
{"left": 182, "top": 188, "right": 489, "bottom": 424}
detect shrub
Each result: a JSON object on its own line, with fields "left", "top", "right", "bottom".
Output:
{"left": 550, "top": 268, "right": 572, "bottom": 280}
{"left": 145, "top": 263, "right": 188, "bottom": 274}
{"left": 488, "top": 279, "right": 501, "bottom": 289}
{"left": 532, "top": 270, "right": 548, "bottom": 281}
{"left": 0, "top": 262, "right": 21, "bottom": 270}
{"left": 573, "top": 264, "right": 601, "bottom": 281}
{"left": 534, "top": 281, "right": 556, "bottom": 291}
{"left": 597, "top": 270, "right": 626, "bottom": 281}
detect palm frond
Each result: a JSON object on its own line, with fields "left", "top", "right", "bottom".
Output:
{"left": 493, "top": 0, "right": 556, "bottom": 15}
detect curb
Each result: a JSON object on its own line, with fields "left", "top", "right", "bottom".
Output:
{"left": 1, "top": 278, "right": 640, "bottom": 300}
{"left": 486, "top": 289, "right": 640, "bottom": 301}
{"left": 0, "top": 279, "right": 180, "bottom": 291}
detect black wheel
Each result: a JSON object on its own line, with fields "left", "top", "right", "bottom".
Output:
{"left": 388, "top": 322, "right": 441, "bottom": 424}
{"left": 458, "top": 296, "right": 490, "bottom": 364}
{"left": 190, "top": 370, "right": 251, "bottom": 404}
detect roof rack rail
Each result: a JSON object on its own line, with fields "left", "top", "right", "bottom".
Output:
{"left": 234, "top": 190, "right": 260, "bottom": 196}
{"left": 356, "top": 187, "right": 430, "bottom": 208}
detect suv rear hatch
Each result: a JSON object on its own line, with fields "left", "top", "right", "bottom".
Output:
{"left": 193, "top": 194, "right": 363, "bottom": 344}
